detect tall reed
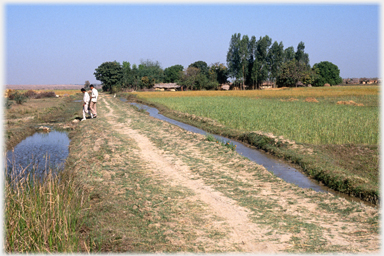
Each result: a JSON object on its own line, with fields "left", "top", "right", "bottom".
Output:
{"left": 4, "top": 158, "right": 85, "bottom": 252}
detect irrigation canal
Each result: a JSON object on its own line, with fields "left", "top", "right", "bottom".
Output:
{"left": 5, "top": 130, "right": 70, "bottom": 179}
{"left": 124, "top": 100, "right": 374, "bottom": 207}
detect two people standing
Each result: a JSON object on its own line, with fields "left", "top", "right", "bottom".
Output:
{"left": 81, "top": 84, "right": 98, "bottom": 121}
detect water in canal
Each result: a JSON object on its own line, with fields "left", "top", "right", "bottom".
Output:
{"left": 5, "top": 130, "right": 70, "bottom": 180}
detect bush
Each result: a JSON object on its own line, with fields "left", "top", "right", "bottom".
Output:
{"left": 5, "top": 97, "right": 13, "bottom": 109}
{"left": 9, "top": 91, "right": 28, "bottom": 104}
{"left": 24, "top": 90, "right": 38, "bottom": 99}
{"left": 111, "top": 85, "right": 121, "bottom": 94}
{"left": 35, "top": 91, "right": 56, "bottom": 99}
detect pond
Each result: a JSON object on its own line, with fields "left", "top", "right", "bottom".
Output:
{"left": 5, "top": 130, "right": 70, "bottom": 180}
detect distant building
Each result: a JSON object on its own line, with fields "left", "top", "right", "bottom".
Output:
{"left": 153, "top": 83, "right": 182, "bottom": 91}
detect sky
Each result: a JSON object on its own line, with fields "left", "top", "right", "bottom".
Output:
{"left": 3, "top": 1, "right": 381, "bottom": 85}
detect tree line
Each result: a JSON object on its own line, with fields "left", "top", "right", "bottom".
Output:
{"left": 94, "top": 33, "right": 342, "bottom": 92}
{"left": 226, "top": 33, "right": 342, "bottom": 89}
{"left": 93, "top": 59, "right": 229, "bottom": 92}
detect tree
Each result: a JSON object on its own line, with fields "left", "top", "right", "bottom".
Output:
{"left": 121, "top": 61, "right": 132, "bottom": 88}
{"left": 284, "top": 46, "right": 295, "bottom": 62}
{"left": 209, "top": 62, "right": 228, "bottom": 85}
{"left": 312, "top": 61, "right": 342, "bottom": 86}
{"left": 254, "top": 35, "right": 272, "bottom": 89}
{"left": 276, "top": 60, "right": 312, "bottom": 87}
{"left": 189, "top": 61, "right": 209, "bottom": 79}
{"left": 267, "top": 41, "right": 284, "bottom": 87}
{"left": 239, "top": 35, "right": 250, "bottom": 90}
{"left": 295, "top": 41, "right": 310, "bottom": 67}
{"left": 137, "top": 60, "right": 164, "bottom": 88}
{"left": 131, "top": 64, "right": 140, "bottom": 90}
{"left": 164, "top": 65, "right": 184, "bottom": 83}
{"left": 94, "top": 61, "right": 123, "bottom": 92}
{"left": 179, "top": 66, "right": 200, "bottom": 90}
{"left": 226, "top": 33, "right": 242, "bottom": 82}
{"left": 84, "top": 80, "right": 91, "bottom": 89}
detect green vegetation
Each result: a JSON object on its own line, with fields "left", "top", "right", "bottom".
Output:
{"left": 145, "top": 96, "right": 378, "bottom": 145}
{"left": 206, "top": 134, "right": 237, "bottom": 151}
{"left": 125, "top": 86, "right": 379, "bottom": 204}
{"left": 5, "top": 168, "right": 84, "bottom": 252}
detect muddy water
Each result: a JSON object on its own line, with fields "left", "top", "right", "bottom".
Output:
{"left": 5, "top": 130, "right": 70, "bottom": 179}
{"left": 127, "top": 101, "right": 374, "bottom": 206}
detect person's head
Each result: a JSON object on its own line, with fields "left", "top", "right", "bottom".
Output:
{"left": 90, "top": 84, "right": 94, "bottom": 89}
{"left": 81, "top": 88, "right": 86, "bottom": 93}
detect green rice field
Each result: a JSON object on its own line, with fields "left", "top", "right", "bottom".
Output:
{"left": 144, "top": 94, "right": 378, "bottom": 145}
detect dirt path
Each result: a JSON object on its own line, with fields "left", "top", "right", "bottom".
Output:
{"left": 102, "top": 97, "right": 284, "bottom": 252}
{"left": 70, "top": 94, "right": 380, "bottom": 253}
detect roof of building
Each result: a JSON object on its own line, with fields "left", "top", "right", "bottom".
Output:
{"left": 153, "top": 83, "right": 180, "bottom": 88}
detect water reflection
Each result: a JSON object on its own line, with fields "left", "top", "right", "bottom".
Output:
{"left": 5, "top": 131, "right": 70, "bottom": 179}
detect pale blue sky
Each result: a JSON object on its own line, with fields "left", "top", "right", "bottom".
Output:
{"left": 4, "top": 2, "right": 380, "bottom": 85}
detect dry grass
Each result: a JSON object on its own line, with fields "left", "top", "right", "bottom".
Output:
{"left": 305, "top": 97, "right": 319, "bottom": 103}
{"left": 14, "top": 89, "right": 80, "bottom": 97}
{"left": 336, "top": 100, "right": 364, "bottom": 106}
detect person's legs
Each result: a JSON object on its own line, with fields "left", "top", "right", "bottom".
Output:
{"left": 90, "top": 102, "right": 97, "bottom": 117}
{"left": 82, "top": 104, "right": 88, "bottom": 120}
{"left": 90, "top": 102, "right": 95, "bottom": 117}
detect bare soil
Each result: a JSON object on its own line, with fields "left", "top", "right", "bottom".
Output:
{"left": 68, "top": 93, "right": 380, "bottom": 253}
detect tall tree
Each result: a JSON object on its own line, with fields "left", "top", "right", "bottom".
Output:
{"left": 295, "top": 41, "right": 310, "bottom": 67}
{"left": 267, "top": 41, "right": 284, "bottom": 87}
{"left": 246, "top": 36, "right": 257, "bottom": 89}
{"left": 284, "top": 46, "right": 295, "bottom": 62}
{"left": 226, "top": 33, "right": 242, "bottom": 83}
{"left": 254, "top": 35, "right": 272, "bottom": 89}
{"left": 94, "top": 61, "right": 123, "bottom": 92}
{"left": 239, "top": 35, "right": 250, "bottom": 90}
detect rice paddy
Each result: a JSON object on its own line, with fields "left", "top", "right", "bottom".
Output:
{"left": 133, "top": 86, "right": 379, "bottom": 145}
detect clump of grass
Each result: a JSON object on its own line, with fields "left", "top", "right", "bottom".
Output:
{"left": 206, "top": 134, "right": 237, "bottom": 151}
{"left": 4, "top": 164, "right": 86, "bottom": 252}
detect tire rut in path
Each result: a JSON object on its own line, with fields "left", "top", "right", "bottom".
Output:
{"left": 101, "top": 97, "right": 285, "bottom": 253}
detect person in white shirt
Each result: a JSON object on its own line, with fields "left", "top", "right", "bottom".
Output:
{"left": 81, "top": 88, "right": 92, "bottom": 121}
{"left": 89, "top": 84, "right": 98, "bottom": 118}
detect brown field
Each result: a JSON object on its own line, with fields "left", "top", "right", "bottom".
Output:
{"left": 5, "top": 84, "right": 84, "bottom": 90}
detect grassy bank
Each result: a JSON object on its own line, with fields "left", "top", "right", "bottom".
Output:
{"left": 4, "top": 92, "right": 89, "bottom": 252}
{"left": 120, "top": 87, "right": 379, "bottom": 204}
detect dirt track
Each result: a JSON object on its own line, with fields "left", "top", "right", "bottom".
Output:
{"left": 71, "top": 94, "right": 380, "bottom": 253}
